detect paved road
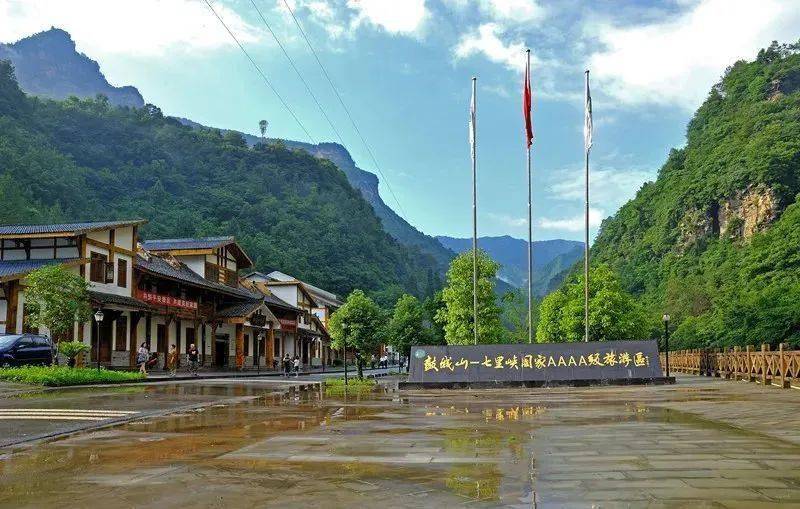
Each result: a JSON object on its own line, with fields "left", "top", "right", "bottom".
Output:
{"left": 0, "top": 377, "right": 318, "bottom": 447}
{"left": 2, "top": 374, "right": 800, "bottom": 508}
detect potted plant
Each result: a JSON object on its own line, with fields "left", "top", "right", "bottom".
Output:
{"left": 58, "top": 340, "right": 89, "bottom": 368}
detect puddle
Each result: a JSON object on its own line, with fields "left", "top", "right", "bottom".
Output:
{"left": 2, "top": 378, "right": 800, "bottom": 507}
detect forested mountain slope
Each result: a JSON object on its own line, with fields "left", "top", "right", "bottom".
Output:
{"left": 590, "top": 41, "right": 800, "bottom": 348}
{"left": 0, "top": 61, "right": 441, "bottom": 302}
{"left": 1, "top": 28, "right": 453, "bottom": 272}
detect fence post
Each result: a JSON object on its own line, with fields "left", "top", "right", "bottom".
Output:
{"left": 733, "top": 346, "right": 740, "bottom": 380}
{"left": 761, "top": 344, "right": 769, "bottom": 386}
{"left": 746, "top": 345, "right": 754, "bottom": 382}
{"left": 779, "top": 343, "right": 788, "bottom": 389}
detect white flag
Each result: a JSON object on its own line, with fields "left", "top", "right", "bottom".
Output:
{"left": 469, "top": 79, "right": 476, "bottom": 161}
{"left": 584, "top": 70, "right": 593, "bottom": 152}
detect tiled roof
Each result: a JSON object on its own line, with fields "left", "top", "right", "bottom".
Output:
{"left": 89, "top": 291, "right": 152, "bottom": 311}
{"left": 0, "top": 220, "right": 146, "bottom": 237}
{"left": 141, "top": 236, "right": 234, "bottom": 251}
{"left": 136, "top": 253, "right": 255, "bottom": 299}
{"left": 215, "top": 299, "right": 264, "bottom": 318}
{"left": 0, "top": 258, "right": 82, "bottom": 281}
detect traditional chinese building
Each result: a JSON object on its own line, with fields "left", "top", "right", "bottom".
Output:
{"left": 137, "top": 237, "right": 279, "bottom": 370}
{"left": 241, "top": 271, "right": 335, "bottom": 368}
{"left": 0, "top": 220, "right": 151, "bottom": 366}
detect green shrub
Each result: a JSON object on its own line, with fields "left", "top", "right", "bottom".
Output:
{"left": 324, "top": 376, "right": 376, "bottom": 396}
{"left": 57, "top": 340, "right": 89, "bottom": 364}
{"left": 0, "top": 366, "right": 144, "bottom": 386}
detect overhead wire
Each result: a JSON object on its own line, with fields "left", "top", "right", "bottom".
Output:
{"left": 279, "top": 0, "right": 409, "bottom": 220}
{"left": 203, "top": 0, "right": 317, "bottom": 144}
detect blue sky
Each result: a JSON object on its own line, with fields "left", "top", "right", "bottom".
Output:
{"left": 2, "top": 0, "right": 800, "bottom": 241}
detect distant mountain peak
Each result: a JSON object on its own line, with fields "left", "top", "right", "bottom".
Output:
{"left": 0, "top": 27, "right": 144, "bottom": 108}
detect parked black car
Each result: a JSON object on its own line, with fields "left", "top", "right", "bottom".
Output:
{"left": 0, "top": 334, "right": 54, "bottom": 367}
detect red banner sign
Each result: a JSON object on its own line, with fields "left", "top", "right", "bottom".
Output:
{"left": 279, "top": 318, "right": 297, "bottom": 332}
{"left": 138, "top": 290, "right": 198, "bottom": 310}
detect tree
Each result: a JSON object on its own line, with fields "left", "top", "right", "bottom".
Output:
{"left": 259, "top": 119, "right": 268, "bottom": 141}
{"left": 24, "top": 265, "right": 92, "bottom": 359}
{"left": 386, "top": 294, "right": 430, "bottom": 369}
{"left": 435, "top": 250, "right": 504, "bottom": 344}
{"left": 422, "top": 291, "right": 447, "bottom": 345}
{"left": 329, "top": 289, "right": 384, "bottom": 378}
{"left": 536, "top": 265, "right": 651, "bottom": 343}
{"left": 501, "top": 289, "right": 539, "bottom": 343}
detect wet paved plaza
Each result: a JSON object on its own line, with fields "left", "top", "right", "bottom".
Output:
{"left": 2, "top": 375, "right": 800, "bottom": 508}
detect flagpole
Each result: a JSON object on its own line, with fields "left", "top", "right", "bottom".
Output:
{"left": 526, "top": 50, "right": 533, "bottom": 344}
{"left": 584, "top": 70, "right": 590, "bottom": 343}
{"left": 471, "top": 76, "right": 479, "bottom": 346}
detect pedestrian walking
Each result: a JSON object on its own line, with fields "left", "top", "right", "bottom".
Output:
{"left": 137, "top": 342, "right": 149, "bottom": 376}
{"left": 167, "top": 344, "right": 178, "bottom": 378}
{"left": 283, "top": 354, "right": 291, "bottom": 377}
{"left": 293, "top": 355, "right": 300, "bottom": 377}
{"left": 370, "top": 354, "right": 376, "bottom": 370}
{"left": 187, "top": 343, "right": 200, "bottom": 376}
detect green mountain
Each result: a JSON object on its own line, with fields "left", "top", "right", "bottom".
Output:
{"left": 0, "top": 28, "right": 143, "bottom": 108}
{"left": 2, "top": 28, "right": 454, "bottom": 274}
{"left": 589, "top": 41, "right": 800, "bottom": 348}
{"left": 437, "top": 235, "right": 583, "bottom": 295}
{"left": 0, "top": 60, "right": 442, "bottom": 304}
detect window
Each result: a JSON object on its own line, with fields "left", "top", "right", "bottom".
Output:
{"left": 115, "top": 316, "right": 127, "bottom": 351}
{"left": 117, "top": 259, "right": 128, "bottom": 288}
{"left": 244, "top": 334, "right": 250, "bottom": 356}
{"left": 90, "top": 252, "right": 107, "bottom": 283}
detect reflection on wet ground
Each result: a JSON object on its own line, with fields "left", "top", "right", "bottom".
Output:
{"left": 2, "top": 375, "right": 800, "bottom": 507}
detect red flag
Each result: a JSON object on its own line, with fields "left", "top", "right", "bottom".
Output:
{"left": 523, "top": 55, "right": 533, "bottom": 148}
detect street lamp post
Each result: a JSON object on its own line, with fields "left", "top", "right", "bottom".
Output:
{"left": 93, "top": 309, "right": 104, "bottom": 372}
{"left": 256, "top": 333, "right": 263, "bottom": 375}
{"left": 342, "top": 323, "right": 348, "bottom": 386}
{"left": 662, "top": 314, "right": 670, "bottom": 377}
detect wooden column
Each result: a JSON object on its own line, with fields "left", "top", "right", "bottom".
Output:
{"left": 175, "top": 318, "right": 182, "bottom": 368}
{"left": 235, "top": 323, "right": 244, "bottom": 370}
{"left": 5, "top": 281, "right": 18, "bottom": 334}
{"left": 129, "top": 312, "right": 141, "bottom": 367}
{"left": 761, "top": 343, "right": 769, "bottom": 386}
{"left": 779, "top": 343, "right": 788, "bottom": 389}
{"left": 210, "top": 322, "right": 218, "bottom": 367}
{"left": 267, "top": 327, "right": 275, "bottom": 369}
{"left": 164, "top": 315, "right": 172, "bottom": 370}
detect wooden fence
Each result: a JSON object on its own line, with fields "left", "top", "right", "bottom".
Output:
{"left": 660, "top": 344, "right": 800, "bottom": 389}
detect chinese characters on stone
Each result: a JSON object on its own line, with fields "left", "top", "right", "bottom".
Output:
{"left": 423, "top": 351, "right": 650, "bottom": 372}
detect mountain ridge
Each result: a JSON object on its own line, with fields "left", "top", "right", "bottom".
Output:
{"left": 0, "top": 27, "right": 453, "bottom": 272}
{"left": 436, "top": 235, "right": 583, "bottom": 295}
{"left": 589, "top": 40, "right": 800, "bottom": 348}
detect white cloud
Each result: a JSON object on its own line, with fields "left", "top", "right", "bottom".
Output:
{"left": 476, "top": 0, "right": 545, "bottom": 24}
{"left": 0, "top": 0, "right": 260, "bottom": 57}
{"left": 539, "top": 208, "right": 604, "bottom": 232}
{"left": 488, "top": 212, "right": 527, "bottom": 228}
{"left": 347, "top": 0, "right": 428, "bottom": 35}
{"left": 550, "top": 167, "right": 654, "bottom": 211}
{"left": 454, "top": 22, "right": 529, "bottom": 71}
{"left": 588, "top": 0, "right": 800, "bottom": 109}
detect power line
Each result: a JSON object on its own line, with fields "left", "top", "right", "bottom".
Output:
{"left": 249, "top": 0, "right": 347, "bottom": 147}
{"left": 203, "top": 0, "right": 316, "bottom": 144}
{"left": 280, "top": 0, "right": 409, "bottom": 220}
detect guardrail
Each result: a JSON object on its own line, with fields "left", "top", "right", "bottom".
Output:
{"left": 661, "top": 344, "right": 800, "bottom": 389}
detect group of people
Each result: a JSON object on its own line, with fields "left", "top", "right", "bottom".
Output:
{"left": 280, "top": 353, "right": 302, "bottom": 377}
{"left": 369, "top": 354, "right": 390, "bottom": 369}
{"left": 136, "top": 342, "right": 200, "bottom": 377}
